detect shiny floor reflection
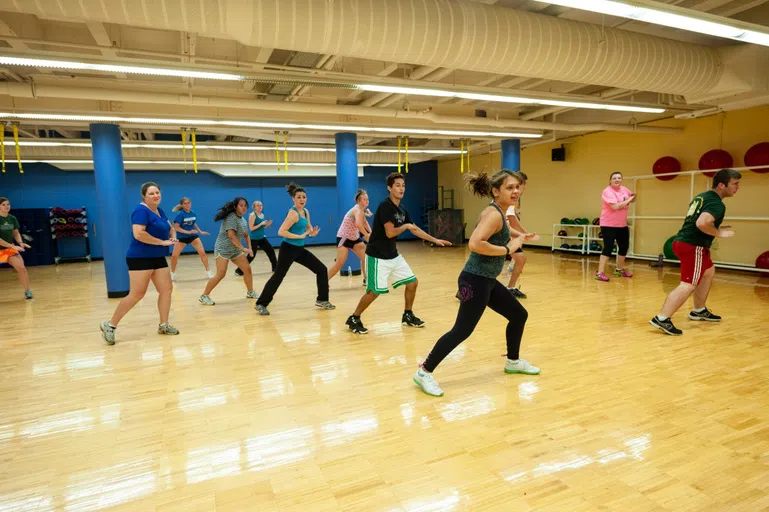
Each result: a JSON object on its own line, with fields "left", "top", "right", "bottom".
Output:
{"left": 2, "top": 243, "right": 769, "bottom": 511}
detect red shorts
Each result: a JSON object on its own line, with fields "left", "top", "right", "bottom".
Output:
{"left": 0, "top": 247, "right": 19, "bottom": 263}
{"left": 672, "top": 241, "right": 713, "bottom": 285}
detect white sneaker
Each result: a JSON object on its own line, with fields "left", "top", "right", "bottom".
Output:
{"left": 170, "top": 272, "right": 176, "bottom": 282}
{"left": 246, "top": 290, "right": 259, "bottom": 299}
{"left": 206, "top": 269, "right": 215, "bottom": 279}
{"left": 413, "top": 368, "right": 444, "bottom": 396}
{"left": 504, "top": 358, "right": 540, "bottom": 375}
{"left": 199, "top": 294, "right": 215, "bottom": 306}
{"left": 508, "top": 263, "right": 514, "bottom": 272}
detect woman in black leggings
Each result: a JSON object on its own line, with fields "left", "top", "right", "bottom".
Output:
{"left": 413, "top": 170, "right": 540, "bottom": 397}
{"left": 254, "top": 183, "right": 335, "bottom": 315}
{"left": 596, "top": 172, "right": 635, "bottom": 281}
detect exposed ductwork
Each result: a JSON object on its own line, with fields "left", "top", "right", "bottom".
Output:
{"left": 3, "top": 0, "right": 729, "bottom": 97}
{"left": 0, "top": 83, "right": 682, "bottom": 135}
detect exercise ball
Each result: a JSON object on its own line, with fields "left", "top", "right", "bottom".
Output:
{"left": 745, "top": 142, "right": 769, "bottom": 173}
{"left": 653, "top": 156, "right": 681, "bottom": 181}
{"left": 699, "top": 149, "right": 733, "bottom": 178}
{"left": 663, "top": 236, "right": 679, "bottom": 261}
{"left": 756, "top": 251, "right": 769, "bottom": 270}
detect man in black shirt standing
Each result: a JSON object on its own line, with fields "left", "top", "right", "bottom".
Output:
{"left": 345, "top": 173, "right": 452, "bottom": 334}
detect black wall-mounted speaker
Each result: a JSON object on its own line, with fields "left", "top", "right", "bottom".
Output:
{"left": 551, "top": 146, "right": 566, "bottom": 162}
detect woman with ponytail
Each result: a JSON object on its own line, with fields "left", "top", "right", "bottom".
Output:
{"left": 170, "top": 197, "right": 213, "bottom": 280}
{"left": 327, "top": 189, "right": 371, "bottom": 286}
{"left": 413, "top": 170, "right": 540, "bottom": 397}
{"left": 254, "top": 183, "right": 334, "bottom": 315}
{"left": 198, "top": 197, "right": 259, "bottom": 305}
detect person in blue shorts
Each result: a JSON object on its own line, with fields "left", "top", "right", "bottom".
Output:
{"left": 169, "top": 197, "right": 213, "bottom": 280}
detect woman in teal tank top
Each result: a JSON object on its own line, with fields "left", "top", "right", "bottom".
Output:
{"left": 413, "top": 170, "right": 541, "bottom": 397}
{"left": 239, "top": 200, "right": 278, "bottom": 275}
{"left": 255, "top": 182, "right": 335, "bottom": 315}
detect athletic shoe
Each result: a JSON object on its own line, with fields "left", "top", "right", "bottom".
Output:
{"left": 508, "top": 287, "right": 527, "bottom": 299}
{"left": 508, "top": 263, "right": 514, "bottom": 272}
{"left": 246, "top": 290, "right": 259, "bottom": 299}
{"left": 315, "top": 300, "right": 336, "bottom": 310}
{"left": 504, "top": 358, "right": 540, "bottom": 375}
{"left": 100, "top": 321, "right": 115, "bottom": 345}
{"left": 206, "top": 269, "right": 215, "bottom": 279}
{"left": 649, "top": 316, "right": 683, "bottom": 335}
{"left": 402, "top": 311, "right": 425, "bottom": 328}
{"left": 345, "top": 315, "right": 368, "bottom": 334}
{"left": 413, "top": 368, "right": 444, "bottom": 397}
{"left": 614, "top": 268, "right": 633, "bottom": 278}
{"left": 24, "top": 290, "right": 33, "bottom": 300}
{"left": 234, "top": 269, "right": 244, "bottom": 277}
{"left": 595, "top": 272, "right": 610, "bottom": 282}
{"left": 688, "top": 308, "right": 721, "bottom": 322}
{"left": 362, "top": 278, "right": 367, "bottom": 287}
{"left": 199, "top": 294, "right": 215, "bottom": 306}
{"left": 255, "top": 304, "right": 270, "bottom": 315}
{"left": 158, "top": 323, "right": 180, "bottom": 335}
{"left": 170, "top": 272, "right": 176, "bottom": 282}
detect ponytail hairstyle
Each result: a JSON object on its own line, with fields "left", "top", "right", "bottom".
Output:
{"left": 355, "top": 189, "right": 367, "bottom": 202}
{"left": 286, "top": 182, "right": 306, "bottom": 197}
{"left": 171, "top": 196, "right": 190, "bottom": 212}
{"left": 464, "top": 169, "right": 525, "bottom": 198}
{"left": 214, "top": 196, "right": 248, "bottom": 222}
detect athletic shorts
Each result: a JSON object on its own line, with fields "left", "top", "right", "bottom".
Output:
{"left": 366, "top": 254, "right": 416, "bottom": 295}
{"left": 337, "top": 236, "right": 364, "bottom": 249}
{"left": 672, "top": 241, "right": 713, "bottom": 286}
{"left": 177, "top": 235, "right": 199, "bottom": 244}
{"left": 0, "top": 247, "right": 19, "bottom": 263}
{"left": 215, "top": 249, "right": 245, "bottom": 261}
{"left": 126, "top": 257, "right": 168, "bottom": 271}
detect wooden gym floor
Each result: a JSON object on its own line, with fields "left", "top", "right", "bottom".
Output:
{"left": 1, "top": 242, "right": 769, "bottom": 511}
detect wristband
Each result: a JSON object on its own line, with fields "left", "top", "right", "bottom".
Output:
{"left": 504, "top": 246, "right": 510, "bottom": 258}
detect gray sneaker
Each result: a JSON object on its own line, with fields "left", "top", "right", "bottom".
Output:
{"left": 100, "top": 321, "right": 116, "bottom": 345}
{"left": 246, "top": 290, "right": 259, "bottom": 299}
{"left": 199, "top": 294, "right": 215, "bottom": 306}
{"left": 315, "top": 300, "right": 336, "bottom": 310}
{"left": 158, "top": 323, "right": 180, "bottom": 335}
{"left": 255, "top": 304, "right": 270, "bottom": 315}
{"left": 24, "top": 290, "right": 33, "bottom": 300}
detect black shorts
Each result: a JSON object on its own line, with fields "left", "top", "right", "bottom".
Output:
{"left": 177, "top": 235, "right": 199, "bottom": 244}
{"left": 505, "top": 248, "right": 524, "bottom": 260}
{"left": 337, "top": 236, "right": 364, "bottom": 249}
{"left": 126, "top": 257, "right": 169, "bottom": 271}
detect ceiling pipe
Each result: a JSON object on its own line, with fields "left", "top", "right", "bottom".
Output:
{"left": 0, "top": 82, "right": 682, "bottom": 135}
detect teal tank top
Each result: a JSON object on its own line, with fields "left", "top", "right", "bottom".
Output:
{"left": 250, "top": 213, "right": 266, "bottom": 240}
{"left": 283, "top": 207, "right": 308, "bottom": 247}
{"left": 463, "top": 202, "right": 510, "bottom": 279}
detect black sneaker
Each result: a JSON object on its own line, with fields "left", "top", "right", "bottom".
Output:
{"left": 649, "top": 316, "right": 683, "bottom": 335}
{"left": 345, "top": 315, "right": 368, "bottom": 334}
{"left": 509, "top": 287, "right": 527, "bottom": 299}
{"left": 235, "top": 269, "right": 244, "bottom": 277}
{"left": 402, "top": 311, "right": 425, "bottom": 328}
{"left": 688, "top": 308, "right": 721, "bottom": 322}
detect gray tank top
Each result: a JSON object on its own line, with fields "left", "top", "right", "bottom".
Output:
{"left": 463, "top": 202, "right": 510, "bottom": 279}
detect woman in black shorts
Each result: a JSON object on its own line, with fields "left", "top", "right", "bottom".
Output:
{"left": 327, "top": 189, "right": 371, "bottom": 285}
{"left": 169, "top": 197, "right": 213, "bottom": 281}
{"left": 99, "top": 182, "right": 179, "bottom": 345}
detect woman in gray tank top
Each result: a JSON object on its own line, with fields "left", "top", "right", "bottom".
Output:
{"left": 413, "top": 169, "right": 541, "bottom": 397}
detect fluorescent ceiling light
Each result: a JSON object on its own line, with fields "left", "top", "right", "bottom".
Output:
{"left": 19, "top": 159, "right": 398, "bottom": 167}
{"left": 1, "top": 55, "right": 661, "bottom": 114}
{"left": 0, "top": 56, "right": 244, "bottom": 81}
{"left": 0, "top": 112, "right": 541, "bottom": 139}
{"left": 533, "top": 0, "right": 769, "bottom": 47}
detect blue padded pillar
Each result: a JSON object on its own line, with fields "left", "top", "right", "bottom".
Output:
{"left": 335, "top": 132, "right": 360, "bottom": 275}
{"left": 501, "top": 139, "right": 521, "bottom": 171}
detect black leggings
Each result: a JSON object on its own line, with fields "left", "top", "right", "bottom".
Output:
{"left": 256, "top": 242, "right": 329, "bottom": 307}
{"left": 423, "top": 271, "right": 528, "bottom": 372}
{"left": 248, "top": 238, "right": 277, "bottom": 271}
{"left": 600, "top": 226, "right": 629, "bottom": 257}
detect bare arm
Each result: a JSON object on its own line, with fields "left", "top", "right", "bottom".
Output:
{"left": 133, "top": 225, "right": 173, "bottom": 246}
{"left": 277, "top": 210, "right": 307, "bottom": 240}
{"left": 384, "top": 221, "right": 411, "bottom": 239}
{"left": 354, "top": 209, "right": 371, "bottom": 241}
{"left": 0, "top": 229, "right": 27, "bottom": 250}
{"left": 696, "top": 212, "right": 734, "bottom": 238}
{"left": 407, "top": 223, "right": 453, "bottom": 247}
{"left": 194, "top": 223, "right": 209, "bottom": 235}
{"left": 174, "top": 222, "right": 196, "bottom": 235}
{"left": 248, "top": 212, "right": 259, "bottom": 231}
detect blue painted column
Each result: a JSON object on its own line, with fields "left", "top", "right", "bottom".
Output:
{"left": 90, "top": 123, "right": 131, "bottom": 297}
{"left": 335, "top": 132, "right": 360, "bottom": 275}
{"left": 501, "top": 139, "right": 521, "bottom": 171}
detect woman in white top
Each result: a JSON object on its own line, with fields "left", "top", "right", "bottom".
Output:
{"left": 327, "top": 189, "right": 371, "bottom": 285}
